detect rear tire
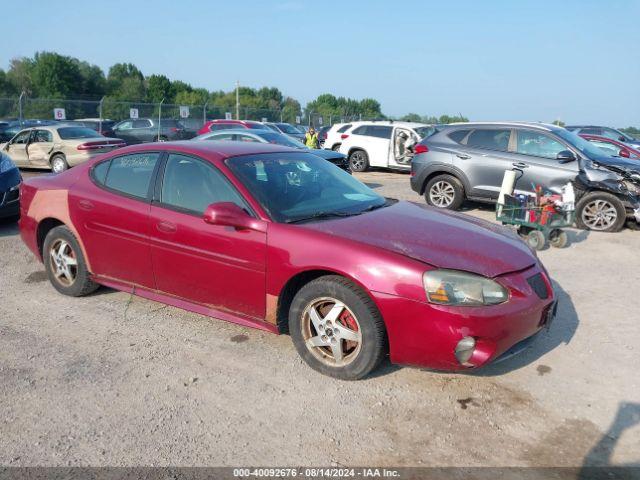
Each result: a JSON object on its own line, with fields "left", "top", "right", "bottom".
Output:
{"left": 50, "top": 154, "right": 68, "bottom": 174}
{"left": 155, "top": 135, "right": 168, "bottom": 142}
{"left": 575, "top": 191, "right": 626, "bottom": 232}
{"left": 348, "top": 150, "right": 369, "bottom": 172}
{"left": 43, "top": 226, "right": 99, "bottom": 297}
{"left": 424, "top": 174, "right": 464, "bottom": 210}
{"left": 289, "top": 275, "right": 387, "bottom": 380}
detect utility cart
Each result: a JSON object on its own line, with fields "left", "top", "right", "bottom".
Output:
{"left": 496, "top": 196, "right": 575, "bottom": 250}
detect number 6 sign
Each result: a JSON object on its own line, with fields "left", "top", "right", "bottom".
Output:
{"left": 53, "top": 108, "right": 66, "bottom": 120}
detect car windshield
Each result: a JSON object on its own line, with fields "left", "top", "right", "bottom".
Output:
{"left": 276, "top": 123, "right": 301, "bottom": 134}
{"left": 257, "top": 131, "right": 306, "bottom": 148}
{"left": 226, "top": 152, "right": 386, "bottom": 223}
{"left": 264, "top": 124, "right": 280, "bottom": 132}
{"left": 554, "top": 129, "right": 612, "bottom": 159}
{"left": 57, "top": 127, "right": 100, "bottom": 139}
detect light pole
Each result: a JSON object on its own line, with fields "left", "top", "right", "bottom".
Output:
{"left": 158, "top": 98, "right": 164, "bottom": 141}
{"left": 18, "top": 91, "right": 25, "bottom": 125}
{"left": 235, "top": 80, "right": 240, "bottom": 120}
{"left": 203, "top": 101, "right": 208, "bottom": 126}
{"left": 98, "top": 96, "right": 105, "bottom": 133}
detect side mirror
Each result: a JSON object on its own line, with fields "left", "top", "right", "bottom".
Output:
{"left": 619, "top": 136, "right": 626, "bottom": 142}
{"left": 619, "top": 149, "right": 630, "bottom": 158}
{"left": 203, "top": 202, "right": 266, "bottom": 232}
{"left": 556, "top": 150, "right": 576, "bottom": 163}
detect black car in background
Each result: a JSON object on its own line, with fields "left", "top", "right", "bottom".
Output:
{"left": 111, "top": 118, "right": 192, "bottom": 144}
{"left": 0, "top": 152, "right": 21, "bottom": 221}
{"left": 71, "top": 119, "right": 117, "bottom": 137}
{"left": 0, "top": 119, "right": 57, "bottom": 142}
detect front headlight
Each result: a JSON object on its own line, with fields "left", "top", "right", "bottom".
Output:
{"left": 423, "top": 270, "right": 508, "bottom": 306}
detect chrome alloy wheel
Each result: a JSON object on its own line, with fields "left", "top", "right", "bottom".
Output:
{"left": 301, "top": 297, "right": 362, "bottom": 367}
{"left": 49, "top": 239, "right": 78, "bottom": 286}
{"left": 581, "top": 199, "right": 617, "bottom": 231}
{"left": 429, "top": 180, "right": 456, "bottom": 207}
{"left": 350, "top": 151, "right": 366, "bottom": 170}
{"left": 51, "top": 157, "right": 66, "bottom": 173}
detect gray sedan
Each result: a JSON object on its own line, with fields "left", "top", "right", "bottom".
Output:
{"left": 193, "top": 129, "right": 350, "bottom": 172}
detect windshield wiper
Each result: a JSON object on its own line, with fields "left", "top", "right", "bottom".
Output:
{"left": 285, "top": 211, "right": 355, "bottom": 224}
{"left": 357, "top": 198, "right": 397, "bottom": 214}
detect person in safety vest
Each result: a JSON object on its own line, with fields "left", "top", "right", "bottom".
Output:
{"left": 304, "top": 127, "right": 319, "bottom": 149}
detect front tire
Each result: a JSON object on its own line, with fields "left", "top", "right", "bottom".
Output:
{"left": 43, "top": 226, "right": 99, "bottom": 297}
{"left": 348, "top": 150, "right": 369, "bottom": 172}
{"left": 289, "top": 275, "right": 387, "bottom": 380}
{"left": 576, "top": 191, "right": 626, "bottom": 232}
{"left": 50, "top": 154, "right": 68, "bottom": 174}
{"left": 424, "top": 174, "right": 464, "bottom": 210}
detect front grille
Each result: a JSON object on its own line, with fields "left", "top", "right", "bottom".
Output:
{"left": 527, "top": 273, "right": 549, "bottom": 299}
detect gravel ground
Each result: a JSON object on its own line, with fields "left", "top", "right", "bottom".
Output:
{"left": 0, "top": 169, "right": 638, "bottom": 467}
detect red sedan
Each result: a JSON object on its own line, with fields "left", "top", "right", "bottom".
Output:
{"left": 19, "top": 142, "right": 556, "bottom": 380}
{"left": 197, "top": 119, "right": 264, "bottom": 135}
{"left": 579, "top": 134, "right": 640, "bottom": 159}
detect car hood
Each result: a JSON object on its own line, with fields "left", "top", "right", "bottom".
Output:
{"left": 301, "top": 201, "right": 537, "bottom": 278}
{"left": 585, "top": 155, "right": 640, "bottom": 177}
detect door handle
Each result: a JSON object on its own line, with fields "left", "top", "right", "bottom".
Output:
{"left": 156, "top": 221, "right": 177, "bottom": 233}
{"left": 456, "top": 153, "right": 471, "bottom": 160}
{"left": 512, "top": 162, "right": 529, "bottom": 169}
{"left": 78, "top": 199, "right": 94, "bottom": 211}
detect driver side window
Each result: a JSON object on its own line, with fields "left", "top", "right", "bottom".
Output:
{"left": 160, "top": 154, "right": 250, "bottom": 215}
{"left": 117, "top": 121, "right": 133, "bottom": 130}
{"left": 13, "top": 131, "right": 31, "bottom": 144}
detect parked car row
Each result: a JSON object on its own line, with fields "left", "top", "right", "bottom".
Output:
{"left": 410, "top": 122, "right": 640, "bottom": 232}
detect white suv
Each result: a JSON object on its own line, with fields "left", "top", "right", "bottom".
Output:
{"left": 338, "top": 121, "right": 435, "bottom": 172}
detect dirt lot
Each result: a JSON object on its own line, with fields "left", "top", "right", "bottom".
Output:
{"left": 1, "top": 169, "right": 639, "bottom": 467}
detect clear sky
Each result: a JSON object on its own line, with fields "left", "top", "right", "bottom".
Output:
{"left": 1, "top": 0, "right": 639, "bottom": 126}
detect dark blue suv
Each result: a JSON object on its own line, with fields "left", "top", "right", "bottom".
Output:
{"left": 0, "top": 152, "right": 21, "bottom": 221}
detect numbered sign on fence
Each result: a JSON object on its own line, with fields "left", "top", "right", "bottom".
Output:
{"left": 225, "top": 112, "right": 232, "bottom": 120}
{"left": 318, "top": 116, "right": 323, "bottom": 125}
{"left": 53, "top": 108, "right": 66, "bottom": 120}
{"left": 129, "top": 108, "right": 139, "bottom": 119}
{"left": 295, "top": 116, "right": 301, "bottom": 124}
{"left": 261, "top": 117, "right": 267, "bottom": 123}
{"left": 179, "top": 106, "right": 190, "bottom": 118}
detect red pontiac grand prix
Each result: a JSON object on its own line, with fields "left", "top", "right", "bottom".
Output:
{"left": 19, "top": 141, "right": 556, "bottom": 380}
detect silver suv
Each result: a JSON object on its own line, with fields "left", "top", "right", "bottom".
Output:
{"left": 410, "top": 122, "right": 640, "bottom": 232}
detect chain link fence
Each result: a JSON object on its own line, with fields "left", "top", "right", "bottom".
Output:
{"left": 0, "top": 96, "right": 377, "bottom": 134}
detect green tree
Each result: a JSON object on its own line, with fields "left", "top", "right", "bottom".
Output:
{"left": 6, "top": 57, "right": 34, "bottom": 94}
{"left": 29, "top": 52, "right": 84, "bottom": 98}
{"left": 107, "top": 63, "right": 145, "bottom": 100}
{"left": 146, "top": 74, "right": 173, "bottom": 102}
{"left": 74, "top": 60, "right": 106, "bottom": 97}
{"left": 552, "top": 119, "right": 565, "bottom": 127}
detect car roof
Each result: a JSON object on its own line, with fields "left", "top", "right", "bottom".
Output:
{"left": 113, "top": 140, "right": 299, "bottom": 160}
{"left": 445, "top": 121, "right": 561, "bottom": 131}
{"left": 199, "top": 129, "right": 273, "bottom": 137}
{"left": 354, "top": 121, "right": 432, "bottom": 128}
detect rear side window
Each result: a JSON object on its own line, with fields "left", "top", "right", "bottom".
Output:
{"left": 466, "top": 129, "right": 511, "bottom": 151}
{"left": 133, "top": 119, "right": 151, "bottom": 128}
{"left": 352, "top": 125, "right": 392, "bottom": 139}
{"left": 337, "top": 124, "right": 352, "bottom": 133}
{"left": 448, "top": 129, "right": 471, "bottom": 143}
{"left": 98, "top": 152, "right": 160, "bottom": 199}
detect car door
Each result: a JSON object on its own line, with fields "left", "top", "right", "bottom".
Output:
{"left": 112, "top": 120, "right": 136, "bottom": 145}
{"left": 512, "top": 129, "right": 579, "bottom": 195}
{"left": 133, "top": 119, "right": 154, "bottom": 143}
{"left": 148, "top": 152, "right": 267, "bottom": 319}
{"left": 26, "top": 129, "right": 55, "bottom": 167}
{"left": 451, "top": 127, "right": 516, "bottom": 199}
{"left": 4, "top": 130, "right": 32, "bottom": 166}
{"left": 69, "top": 151, "right": 161, "bottom": 289}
